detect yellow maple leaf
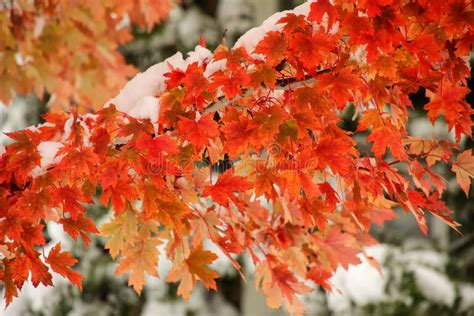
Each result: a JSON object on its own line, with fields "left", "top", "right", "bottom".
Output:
{"left": 115, "top": 226, "right": 161, "bottom": 294}
{"left": 99, "top": 208, "right": 138, "bottom": 259}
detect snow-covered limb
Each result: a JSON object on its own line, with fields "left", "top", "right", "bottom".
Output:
{"left": 104, "top": 1, "right": 316, "bottom": 122}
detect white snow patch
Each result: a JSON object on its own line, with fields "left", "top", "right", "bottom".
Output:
{"left": 105, "top": 51, "right": 186, "bottom": 114}
{"left": 127, "top": 96, "right": 161, "bottom": 123}
{"left": 402, "top": 249, "right": 446, "bottom": 268}
{"left": 30, "top": 141, "right": 64, "bottom": 177}
{"left": 459, "top": 283, "right": 474, "bottom": 311}
{"left": 61, "top": 117, "right": 74, "bottom": 142}
{"left": 204, "top": 59, "right": 227, "bottom": 78}
{"left": 293, "top": 0, "right": 314, "bottom": 16}
{"left": 186, "top": 45, "right": 212, "bottom": 66}
{"left": 413, "top": 265, "right": 455, "bottom": 306}
{"left": 38, "top": 141, "right": 63, "bottom": 167}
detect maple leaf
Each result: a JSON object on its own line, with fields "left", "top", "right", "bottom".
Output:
{"left": 14, "top": 189, "right": 52, "bottom": 223}
{"left": 307, "top": 266, "right": 333, "bottom": 291}
{"left": 9, "top": 256, "right": 29, "bottom": 288}
{"left": 115, "top": 227, "right": 161, "bottom": 294}
{"left": 316, "top": 67, "right": 362, "bottom": 108}
{"left": 53, "top": 186, "right": 88, "bottom": 219}
{"left": 135, "top": 133, "right": 179, "bottom": 158}
{"left": 368, "top": 199, "right": 398, "bottom": 227}
{"left": 425, "top": 81, "right": 472, "bottom": 141}
{"left": 167, "top": 246, "right": 219, "bottom": 300}
{"left": 255, "top": 260, "right": 310, "bottom": 315}
{"left": 99, "top": 178, "right": 137, "bottom": 214}
{"left": 181, "top": 63, "right": 210, "bottom": 110}
{"left": 405, "top": 191, "right": 429, "bottom": 235}
{"left": 314, "top": 136, "right": 356, "bottom": 175}
{"left": 254, "top": 31, "right": 288, "bottom": 67}
{"left": 90, "top": 127, "right": 111, "bottom": 157}
{"left": 119, "top": 117, "right": 154, "bottom": 140}
{"left": 209, "top": 68, "right": 250, "bottom": 99}
{"left": 293, "top": 86, "right": 328, "bottom": 111}
{"left": 60, "top": 216, "right": 98, "bottom": 248}
{"left": 140, "top": 183, "right": 190, "bottom": 234}
{"left": 277, "top": 13, "right": 308, "bottom": 35}
{"left": 130, "top": 0, "right": 171, "bottom": 30}
{"left": 308, "top": 0, "right": 339, "bottom": 27}
{"left": 164, "top": 69, "right": 186, "bottom": 89}
{"left": 185, "top": 246, "right": 219, "bottom": 290}
{"left": 160, "top": 88, "right": 186, "bottom": 127}
{"left": 3, "top": 129, "right": 41, "bottom": 186}
{"left": 55, "top": 146, "right": 98, "bottom": 179}
{"left": 451, "top": 150, "right": 474, "bottom": 196}
{"left": 99, "top": 209, "right": 138, "bottom": 259}
{"left": 249, "top": 63, "right": 279, "bottom": 89}
{"left": 0, "top": 0, "right": 169, "bottom": 110}
{"left": 357, "top": 109, "right": 384, "bottom": 131}
{"left": 214, "top": 46, "right": 251, "bottom": 71}
{"left": 2, "top": 265, "right": 19, "bottom": 306}
{"left": 10, "top": 246, "right": 53, "bottom": 289}
{"left": 221, "top": 109, "right": 258, "bottom": 157}
{"left": 202, "top": 170, "right": 251, "bottom": 207}
{"left": 46, "top": 243, "right": 83, "bottom": 290}
{"left": 28, "top": 254, "right": 53, "bottom": 288}
{"left": 368, "top": 125, "right": 407, "bottom": 160}
{"left": 177, "top": 115, "right": 220, "bottom": 150}
{"left": 289, "top": 30, "right": 337, "bottom": 71}
{"left": 316, "top": 228, "right": 362, "bottom": 269}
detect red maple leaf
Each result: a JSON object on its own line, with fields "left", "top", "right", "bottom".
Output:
{"left": 46, "top": 243, "right": 83, "bottom": 290}
{"left": 60, "top": 216, "right": 98, "bottom": 247}
{"left": 202, "top": 170, "right": 251, "bottom": 207}
{"left": 177, "top": 115, "right": 219, "bottom": 150}
{"left": 254, "top": 31, "right": 287, "bottom": 67}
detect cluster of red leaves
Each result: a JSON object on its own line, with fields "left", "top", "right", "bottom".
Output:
{"left": 1, "top": 0, "right": 474, "bottom": 314}
{"left": 0, "top": 0, "right": 171, "bottom": 111}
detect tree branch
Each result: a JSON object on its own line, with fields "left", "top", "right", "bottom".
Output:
{"left": 202, "top": 77, "right": 317, "bottom": 115}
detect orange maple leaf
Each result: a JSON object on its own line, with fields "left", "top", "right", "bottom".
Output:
{"left": 167, "top": 246, "right": 219, "bottom": 300}
{"left": 451, "top": 150, "right": 474, "bottom": 196}
{"left": 115, "top": 227, "right": 161, "bottom": 294}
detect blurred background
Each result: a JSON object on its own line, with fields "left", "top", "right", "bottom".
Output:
{"left": 1, "top": 0, "right": 473, "bottom": 315}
